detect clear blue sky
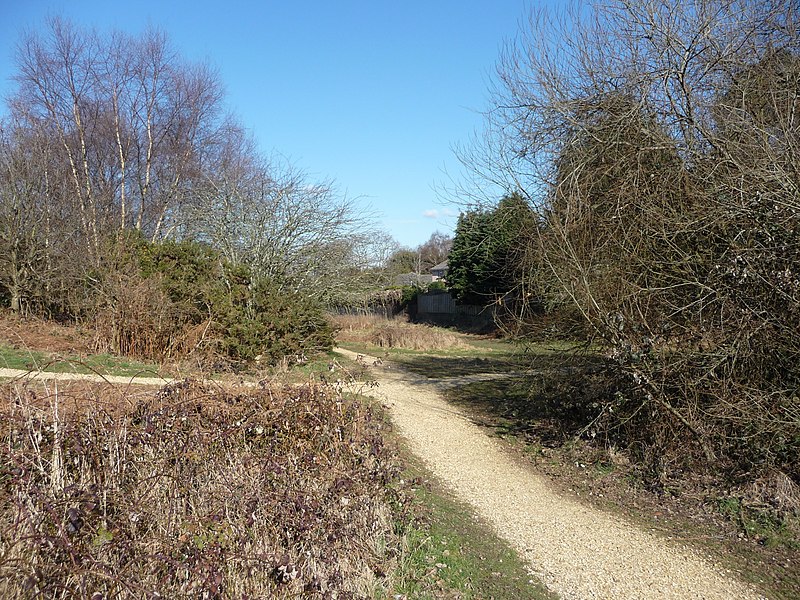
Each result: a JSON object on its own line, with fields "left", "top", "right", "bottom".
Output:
{"left": 0, "top": 0, "right": 536, "bottom": 248}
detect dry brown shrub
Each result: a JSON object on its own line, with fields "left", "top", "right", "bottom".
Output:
{"left": 744, "top": 470, "right": 800, "bottom": 519}
{"left": 0, "top": 310, "right": 93, "bottom": 354}
{"left": 0, "top": 379, "right": 407, "bottom": 598}
{"left": 92, "top": 271, "right": 185, "bottom": 359}
{"left": 370, "top": 323, "right": 470, "bottom": 351}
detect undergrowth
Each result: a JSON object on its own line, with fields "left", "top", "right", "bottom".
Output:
{"left": 369, "top": 323, "right": 469, "bottom": 351}
{"left": 0, "top": 379, "right": 407, "bottom": 598}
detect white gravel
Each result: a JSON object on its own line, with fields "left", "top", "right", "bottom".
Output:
{"left": 336, "top": 348, "right": 767, "bottom": 600}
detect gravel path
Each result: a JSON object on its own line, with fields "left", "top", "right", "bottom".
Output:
{"left": 0, "top": 367, "right": 174, "bottom": 386}
{"left": 0, "top": 368, "right": 261, "bottom": 389}
{"left": 335, "top": 348, "right": 766, "bottom": 600}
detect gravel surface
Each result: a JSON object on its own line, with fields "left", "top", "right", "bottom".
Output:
{"left": 0, "top": 367, "right": 173, "bottom": 386}
{"left": 0, "top": 368, "right": 259, "bottom": 389}
{"left": 335, "top": 348, "right": 767, "bottom": 600}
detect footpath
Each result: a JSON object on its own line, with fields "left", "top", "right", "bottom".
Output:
{"left": 334, "top": 347, "right": 766, "bottom": 600}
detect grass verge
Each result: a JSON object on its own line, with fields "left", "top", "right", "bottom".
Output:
{"left": 390, "top": 453, "right": 556, "bottom": 600}
{"left": 0, "top": 343, "right": 162, "bottom": 378}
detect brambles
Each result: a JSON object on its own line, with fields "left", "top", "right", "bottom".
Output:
{"left": 0, "top": 379, "right": 405, "bottom": 598}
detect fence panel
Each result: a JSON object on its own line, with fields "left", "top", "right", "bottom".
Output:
{"left": 417, "top": 292, "right": 488, "bottom": 317}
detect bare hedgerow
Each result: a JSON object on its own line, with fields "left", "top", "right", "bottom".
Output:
{"left": 459, "top": 0, "right": 800, "bottom": 485}
{"left": 0, "top": 379, "right": 407, "bottom": 598}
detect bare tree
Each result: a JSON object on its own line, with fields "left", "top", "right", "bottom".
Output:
{"left": 0, "top": 118, "right": 84, "bottom": 315}
{"left": 462, "top": 0, "right": 800, "bottom": 477}
{"left": 10, "top": 18, "right": 227, "bottom": 262}
{"left": 186, "top": 142, "right": 382, "bottom": 304}
{"left": 417, "top": 231, "right": 453, "bottom": 271}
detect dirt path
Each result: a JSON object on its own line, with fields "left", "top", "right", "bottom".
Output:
{"left": 0, "top": 367, "right": 174, "bottom": 387}
{"left": 335, "top": 347, "right": 766, "bottom": 600}
{"left": 0, "top": 368, "right": 264, "bottom": 389}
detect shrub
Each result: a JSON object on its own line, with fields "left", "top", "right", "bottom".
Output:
{"left": 218, "top": 281, "right": 334, "bottom": 363}
{"left": 472, "top": 1, "right": 800, "bottom": 485}
{"left": 92, "top": 235, "right": 334, "bottom": 365}
{"left": 0, "top": 380, "right": 405, "bottom": 598}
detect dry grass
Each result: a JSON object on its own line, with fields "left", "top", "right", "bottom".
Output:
{"left": 745, "top": 469, "right": 800, "bottom": 518}
{"left": 0, "top": 310, "right": 93, "bottom": 355}
{"left": 369, "top": 323, "right": 470, "bottom": 351}
{"left": 330, "top": 313, "right": 395, "bottom": 341}
{"left": 331, "top": 314, "right": 470, "bottom": 352}
{"left": 0, "top": 378, "right": 407, "bottom": 598}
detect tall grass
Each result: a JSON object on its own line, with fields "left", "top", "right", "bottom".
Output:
{"left": 369, "top": 324, "right": 470, "bottom": 351}
{"left": 0, "top": 379, "right": 406, "bottom": 598}
{"left": 332, "top": 314, "right": 469, "bottom": 351}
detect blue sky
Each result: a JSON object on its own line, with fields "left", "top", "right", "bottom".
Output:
{"left": 0, "top": 1, "right": 535, "bottom": 248}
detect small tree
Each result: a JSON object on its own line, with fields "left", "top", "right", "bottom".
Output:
{"left": 186, "top": 151, "right": 380, "bottom": 306}
{"left": 447, "top": 193, "right": 536, "bottom": 306}
{"left": 417, "top": 231, "right": 453, "bottom": 271}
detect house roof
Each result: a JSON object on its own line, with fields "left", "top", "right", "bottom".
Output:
{"left": 393, "top": 273, "right": 434, "bottom": 287}
{"left": 430, "top": 260, "right": 449, "bottom": 272}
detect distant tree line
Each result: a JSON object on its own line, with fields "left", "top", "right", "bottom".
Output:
{"left": 0, "top": 18, "right": 385, "bottom": 363}
{"left": 384, "top": 231, "right": 453, "bottom": 279}
{"left": 454, "top": 0, "right": 800, "bottom": 484}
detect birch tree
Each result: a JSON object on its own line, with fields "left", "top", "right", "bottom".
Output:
{"left": 10, "top": 18, "right": 227, "bottom": 262}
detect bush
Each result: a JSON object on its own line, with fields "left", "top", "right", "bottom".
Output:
{"left": 473, "top": 0, "right": 800, "bottom": 485}
{"left": 218, "top": 281, "right": 334, "bottom": 363}
{"left": 92, "top": 235, "right": 333, "bottom": 365}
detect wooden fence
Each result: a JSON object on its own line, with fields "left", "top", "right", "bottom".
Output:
{"left": 416, "top": 292, "right": 493, "bottom": 320}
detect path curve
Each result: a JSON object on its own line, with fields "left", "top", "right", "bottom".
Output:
{"left": 335, "top": 347, "right": 765, "bottom": 600}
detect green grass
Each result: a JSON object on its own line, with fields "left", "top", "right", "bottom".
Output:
{"left": 0, "top": 344, "right": 162, "bottom": 378}
{"left": 257, "top": 349, "right": 374, "bottom": 385}
{"left": 391, "top": 460, "right": 557, "bottom": 600}
{"left": 340, "top": 335, "right": 517, "bottom": 358}
{"left": 339, "top": 335, "right": 591, "bottom": 379}
{"left": 338, "top": 338, "right": 527, "bottom": 379}
{"left": 718, "top": 497, "right": 800, "bottom": 552}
